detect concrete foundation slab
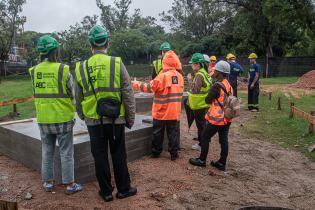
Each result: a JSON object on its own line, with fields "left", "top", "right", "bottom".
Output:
{"left": 0, "top": 115, "right": 153, "bottom": 183}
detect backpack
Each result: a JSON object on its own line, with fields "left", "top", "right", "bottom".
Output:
{"left": 216, "top": 82, "right": 240, "bottom": 119}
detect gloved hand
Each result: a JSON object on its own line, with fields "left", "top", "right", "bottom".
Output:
{"left": 132, "top": 80, "right": 141, "bottom": 92}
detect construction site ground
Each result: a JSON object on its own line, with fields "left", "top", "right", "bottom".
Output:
{"left": 1, "top": 104, "right": 315, "bottom": 210}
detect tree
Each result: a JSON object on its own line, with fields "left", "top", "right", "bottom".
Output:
{"left": 58, "top": 15, "right": 98, "bottom": 63}
{"left": 109, "top": 29, "right": 149, "bottom": 63}
{"left": 160, "top": 0, "right": 231, "bottom": 39}
{"left": 218, "top": 0, "right": 315, "bottom": 57}
{"left": 0, "top": 0, "right": 26, "bottom": 77}
{"left": 97, "top": 0, "right": 131, "bottom": 32}
{"left": 16, "top": 31, "right": 42, "bottom": 66}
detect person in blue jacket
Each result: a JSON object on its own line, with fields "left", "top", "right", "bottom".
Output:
{"left": 248, "top": 53, "right": 261, "bottom": 112}
{"left": 226, "top": 53, "right": 243, "bottom": 97}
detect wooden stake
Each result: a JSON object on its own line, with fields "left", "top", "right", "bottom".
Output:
{"left": 13, "top": 104, "right": 17, "bottom": 113}
{"left": 309, "top": 111, "right": 315, "bottom": 135}
{"left": 289, "top": 102, "right": 294, "bottom": 118}
{"left": 268, "top": 92, "right": 272, "bottom": 100}
{"left": 277, "top": 97, "right": 281, "bottom": 110}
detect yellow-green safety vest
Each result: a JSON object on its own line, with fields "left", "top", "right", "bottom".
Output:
{"left": 29, "top": 61, "right": 75, "bottom": 124}
{"left": 74, "top": 54, "right": 125, "bottom": 120}
{"left": 188, "top": 68, "right": 213, "bottom": 110}
{"left": 153, "top": 59, "right": 162, "bottom": 75}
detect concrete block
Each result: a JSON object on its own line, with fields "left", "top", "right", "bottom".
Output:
{"left": 0, "top": 115, "right": 152, "bottom": 183}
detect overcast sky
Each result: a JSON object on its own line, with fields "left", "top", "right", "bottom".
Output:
{"left": 22, "top": 0, "right": 173, "bottom": 33}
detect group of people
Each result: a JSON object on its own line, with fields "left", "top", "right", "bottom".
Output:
{"left": 29, "top": 24, "right": 260, "bottom": 203}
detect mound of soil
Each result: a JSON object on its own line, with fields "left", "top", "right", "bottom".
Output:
{"left": 291, "top": 70, "right": 315, "bottom": 89}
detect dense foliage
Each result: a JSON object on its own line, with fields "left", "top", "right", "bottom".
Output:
{"left": 1, "top": 0, "right": 315, "bottom": 66}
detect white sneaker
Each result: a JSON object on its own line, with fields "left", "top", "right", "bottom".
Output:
{"left": 192, "top": 143, "right": 201, "bottom": 151}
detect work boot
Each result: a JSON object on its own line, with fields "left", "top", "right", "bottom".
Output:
{"left": 210, "top": 161, "right": 226, "bottom": 171}
{"left": 189, "top": 158, "right": 206, "bottom": 167}
{"left": 170, "top": 153, "right": 178, "bottom": 161}
{"left": 116, "top": 187, "right": 137, "bottom": 199}
{"left": 99, "top": 191, "right": 114, "bottom": 202}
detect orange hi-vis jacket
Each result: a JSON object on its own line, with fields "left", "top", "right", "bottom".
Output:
{"left": 205, "top": 79, "right": 233, "bottom": 125}
{"left": 133, "top": 69, "right": 184, "bottom": 120}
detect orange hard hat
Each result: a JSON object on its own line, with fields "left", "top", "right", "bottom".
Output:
{"left": 162, "top": 50, "right": 182, "bottom": 72}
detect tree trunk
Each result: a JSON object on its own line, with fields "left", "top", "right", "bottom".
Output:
{"left": 0, "top": 61, "right": 6, "bottom": 83}
{"left": 265, "top": 42, "right": 273, "bottom": 78}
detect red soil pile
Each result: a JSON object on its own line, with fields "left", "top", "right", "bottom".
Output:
{"left": 291, "top": 70, "right": 315, "bottom": 89}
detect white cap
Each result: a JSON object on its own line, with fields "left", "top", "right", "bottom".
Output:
{"left": 203, "top": 54, "right": 210, "bottom": 63}
{"left": 215, "top": 60, "right": 230, "bottom": 74}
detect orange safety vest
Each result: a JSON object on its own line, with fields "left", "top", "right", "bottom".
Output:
{"left": 205, "top": 79, "right": 233, "bottom": 125}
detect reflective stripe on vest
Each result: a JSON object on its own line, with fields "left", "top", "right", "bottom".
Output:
{"left": 153, "top": 92, "right": 183, "bottom": 104}
{"left": 153, "top": 59, "right": 162, "bottom": 75}
{"left": 188, "top": 68, "right": 212, "bottom": 110}
{"left": 206, "top": 112, "right": 224, "bottom": 122}
{"left": 30, "top": 62, "right": 74, "bottom": 124}
{"left": 75, "top": 54, "right": 125, "bottom": 120}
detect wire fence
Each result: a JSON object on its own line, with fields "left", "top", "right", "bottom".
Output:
{"left": 2, "top": 56, "right": 315, "bottom": 78}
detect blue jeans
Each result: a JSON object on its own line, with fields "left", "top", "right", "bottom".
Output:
{"left": 40, "top": 130, "right": 74, "bottom": 184}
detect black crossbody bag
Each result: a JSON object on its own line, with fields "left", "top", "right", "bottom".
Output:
{"left": 86, "top": 60, "right": 121, "bottom": 139}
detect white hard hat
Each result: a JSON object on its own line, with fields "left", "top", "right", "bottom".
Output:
{"left": 215, "top": 60, "right": 230, "bottom": 74}
{"left": 203, "top": 54, "right": 210, "bottom": 63}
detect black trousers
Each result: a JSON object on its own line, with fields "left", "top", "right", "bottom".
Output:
{"left": 248, "top": 84, "right": 259, "bottom": 110}
{"left": 193, "top": 108, "right": 208, "bottom": 144}
{"left": 152, "top": 119, "right": 180, "bottom": 155}
{"left": 232, "top": 84, "right": 238, "bottom": 97}
{"left": 199, "top": 122, "right": 231, "bottom": 165}
{"left": 88, "top": 124, "right": 131, "bottom": 196}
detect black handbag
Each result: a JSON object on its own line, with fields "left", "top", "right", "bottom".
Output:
{"left": 86, "top": 60, "right": 121, "bottom": 139}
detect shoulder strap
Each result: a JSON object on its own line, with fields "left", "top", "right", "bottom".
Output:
{"left": 85, "top": 59, "right": 98, "bottom": 101}
{"left": 215, "top": 81, "right": 230, "bottom": 110}
{"left": 216, "top": 82, "right": 230, "bottom": 96}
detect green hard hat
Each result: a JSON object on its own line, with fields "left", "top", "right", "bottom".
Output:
{"left": 189, "top": 53, "right": 207, "bottom": 64}
{"left": 88, "top": 25, "right": 110, "bottom": 47}
{"left": 159, "top": 42, "right": 171, "bottom": 51}
{"left": 37, "top": 35, "right": 59, "bottom": 54}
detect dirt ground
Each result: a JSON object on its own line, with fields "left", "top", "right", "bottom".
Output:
{"left": 1, "top": 109, "right": 315, "bottom": 210}
{"left": 261, "top": 84, "right": 315, "bottom": 98}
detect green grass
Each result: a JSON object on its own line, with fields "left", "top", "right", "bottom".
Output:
{"left": 260, "top": 77, "right": 299, "bottom": 85}
{"left": 0, "top": 75, "right": 35, "bottom": 119}
{"left": 239, "top": 91, "right": 315, "bottom": 161}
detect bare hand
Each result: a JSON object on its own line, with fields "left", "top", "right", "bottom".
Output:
{"left": 187, "top": 73, "right": 192, "bottom": 81}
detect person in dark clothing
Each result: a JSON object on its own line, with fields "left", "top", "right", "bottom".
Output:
{"left": 74, "top": 25, "right": 137, "bottom": 202}
{"left": 189, "top": 60, "right": 233, "bottom": 171}
{"left": 248, "top": 53, "right": 260, "bottom": 112}
{"left": 226, "top": 53, "right": 243, "bottom": 97}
